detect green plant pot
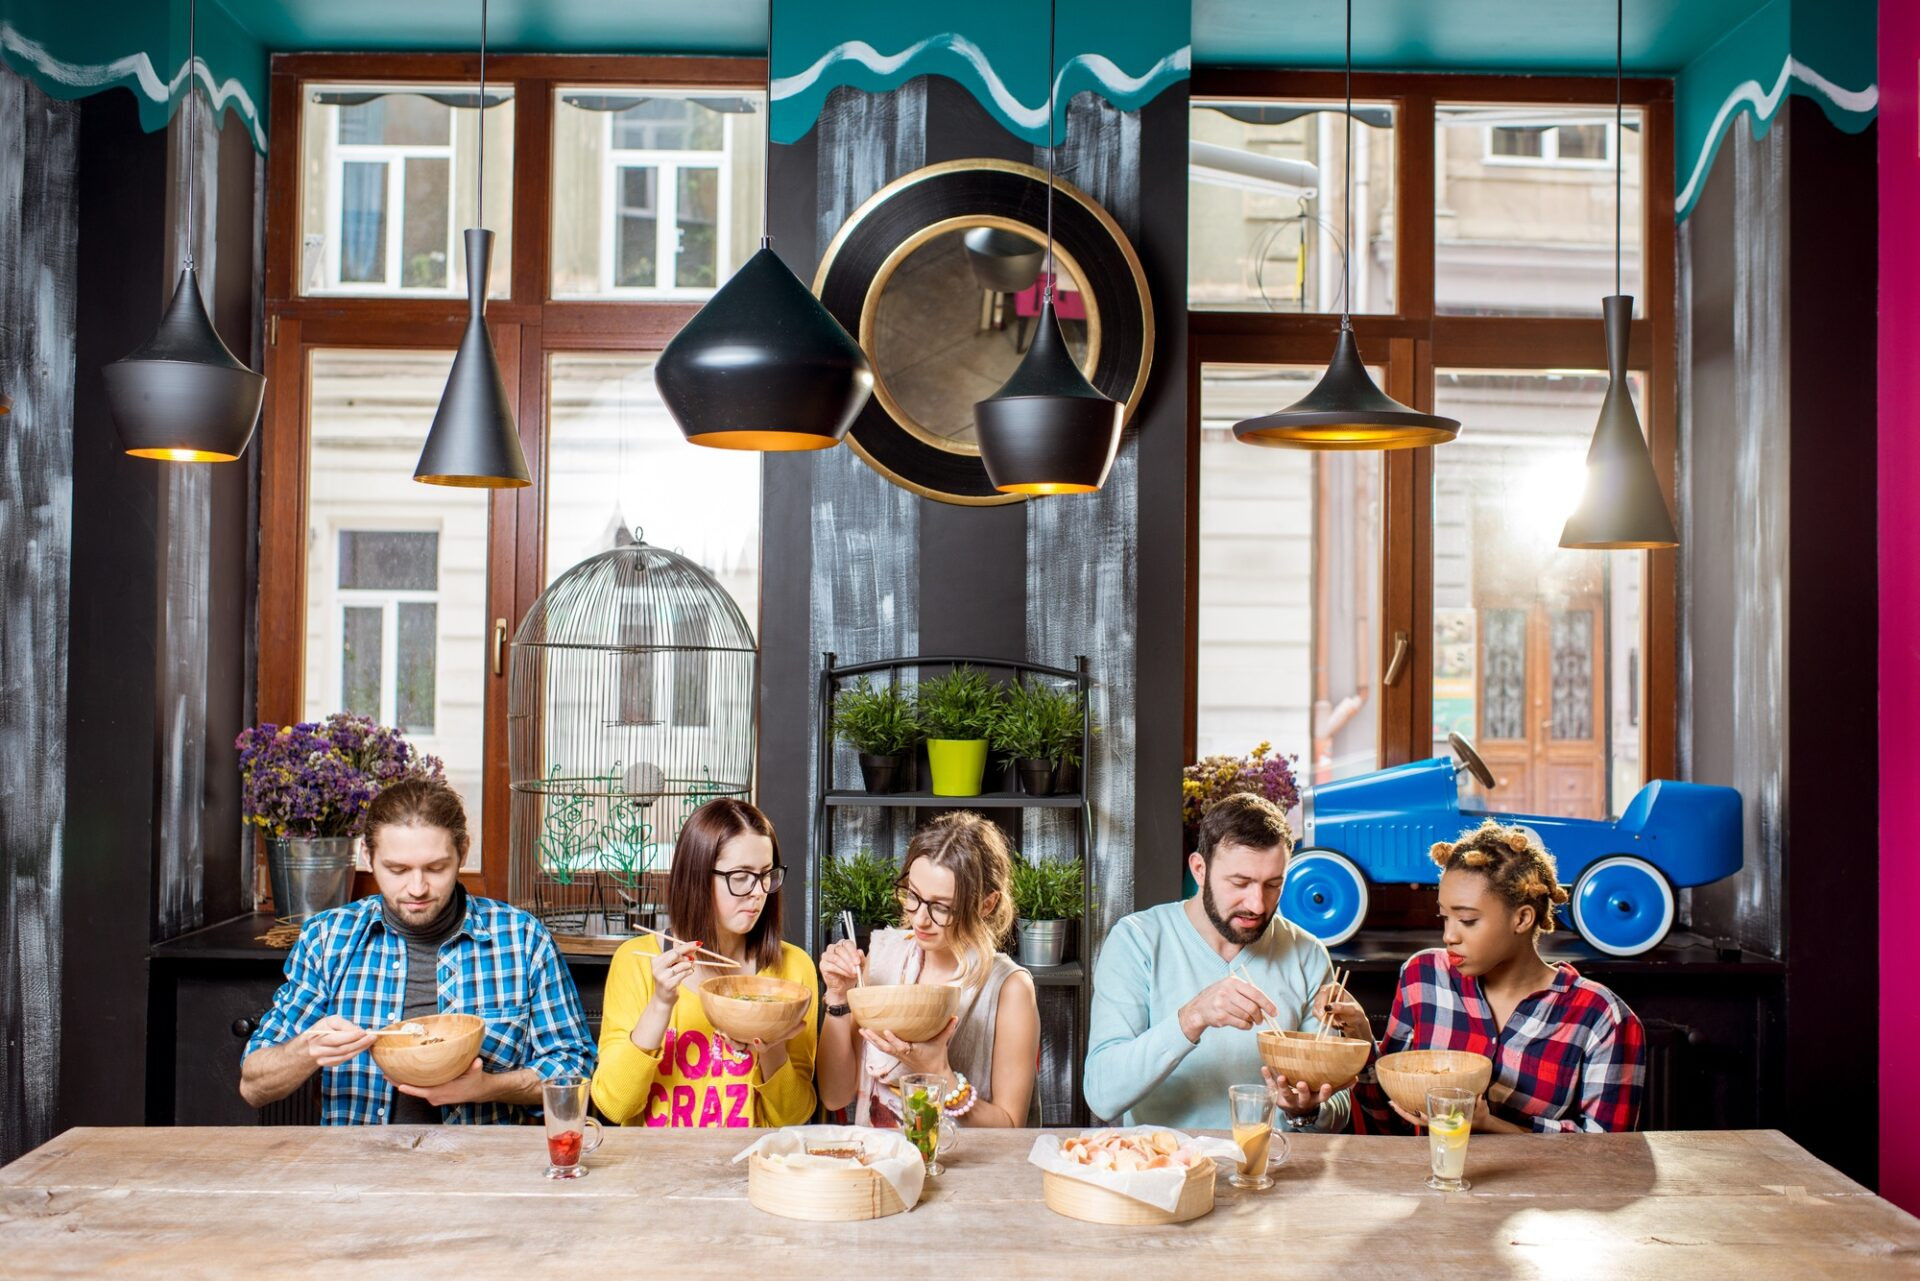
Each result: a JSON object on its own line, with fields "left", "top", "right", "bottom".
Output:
{"left": 927, "top": 738, "right": 989, "bottom": 796}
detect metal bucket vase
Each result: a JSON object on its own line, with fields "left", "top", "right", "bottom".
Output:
{"left": 1017, "top": 918, "right": 1071, "bottom": 968}
{"left": 267, "top": 836, "right": 357, "bottom": 920}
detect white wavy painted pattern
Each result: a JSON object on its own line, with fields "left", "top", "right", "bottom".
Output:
{"left": 771, "top": 32, "right": 1190, "bottom": 131}
{"left": 1677, "top": 56, "right": 1876, "bottom": 215}
{"left": 0, "top": 22, "right": 265, "bottom": 150}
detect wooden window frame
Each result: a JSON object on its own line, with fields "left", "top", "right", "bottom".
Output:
{"left": 1184, "top": 70, "right": 1678, "bottom": 792}
{"left": 258, "top": 53, "right": 766, "bottom": 902}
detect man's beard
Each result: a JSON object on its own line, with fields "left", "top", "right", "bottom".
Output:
{"left": 1202, "top": 874, "right": 1273, "bottom": 945}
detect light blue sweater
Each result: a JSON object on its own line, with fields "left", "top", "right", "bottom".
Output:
{"left": 1083, "top": 900, "right": 1349, "bottom": 1132}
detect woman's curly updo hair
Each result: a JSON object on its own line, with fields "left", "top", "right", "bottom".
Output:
{"left": 1429, "top": 819, "right": 1571, "bottom": 934}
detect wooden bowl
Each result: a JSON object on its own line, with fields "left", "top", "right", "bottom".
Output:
{"left": 747, "top": 1153, "right": 906, "bottom": 1221}
{"left": 368, "top": 1012, "right": 485, "bottom": 1088}
{"left": 696, "top": 974, "right": 813, "bottom": 1043}
{"left": 845, "top": 983, "right": 961, "bottom": 1042}
{"left": 1041, "top": 1157, "right": 1216, "bottom": 1226}
{"left": 1256, "top": 1029, "right": 1371, "bottom": 1092}
{"left": 1373, "top": 1049, "right": 1495, "bottom": 1116}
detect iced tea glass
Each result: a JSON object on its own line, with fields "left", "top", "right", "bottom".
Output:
{"left": 1424, "top": 1087, "right": 1474, "bottom": 1191}
{"left": 898, "top": 1073, "right": 958, "bottom": 1175}
{"left": 543, "top": 1075, "right": 604, "bottom": 1180}
{"left": 1228, "top": 1084, "right": 1278, "bottom": 1190}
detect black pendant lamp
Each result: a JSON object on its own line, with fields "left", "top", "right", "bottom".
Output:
{"left": 1232, "top": 0, "right": 1458, "bottom": 451}
{"left": 972, "top": 0, "right": 1123, "bottom": 495}
{"left": 415, "top": 0, "right": 529, "bottom": 488}
{"left": 1560, "top": 1, "right": 1676, "bottom": 549}
{"left": 652, "top": 5, "right": 873, "bottom": 451}
{"left": 103, "top": 0, "right": 264, "bottom": 462}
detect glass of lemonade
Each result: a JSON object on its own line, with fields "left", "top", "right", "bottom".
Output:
{"left": 1228, "top": 1084, "right": 1278, "bottom": 1190}
{"left": 1424, "top": 1087, "right": 1475, "bottom": 1191}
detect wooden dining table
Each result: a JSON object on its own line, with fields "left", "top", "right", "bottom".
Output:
{"left": 0, "top": 1126, "right": 1914, "bottom": 1279}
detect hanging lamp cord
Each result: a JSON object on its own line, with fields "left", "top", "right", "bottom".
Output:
{"left": 478, "top": 0, "right": 488, "bottom": 230}
{"left": 762, "top": 0, "right": 773, "bottom": 248}
{"left": 1043, "top": 0, "right": 1057, "bottom": 306}
{"left": 1341, "top": 0, "right": 1353, "bottom": 332}
{"left": 1615, "top": 0, "right": 1623, "bottom": 298}
{"left": 184, "top": 0, "right": 197, "bottom": 271}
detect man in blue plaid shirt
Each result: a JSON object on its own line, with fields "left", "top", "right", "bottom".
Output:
{"left": 240, "top": 778, "right": 595, "bottom": 1125}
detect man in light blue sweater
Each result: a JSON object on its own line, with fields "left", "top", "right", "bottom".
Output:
{"left": 1084, "top": 792, "right": 1351, "bottom": 1132}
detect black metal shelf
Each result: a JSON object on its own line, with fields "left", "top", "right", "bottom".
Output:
{"left": 824, "top": 789, "right": 1085, "bottom": 809}
{"left": 1026, "top": 961, "right": 1085, "bottom": 986}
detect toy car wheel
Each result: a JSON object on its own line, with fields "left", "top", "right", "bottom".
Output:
{"left": 1571, "top": 856, "right": 1675, "bottom": 957}
{"left": 1281, "top": 850, "right": 1369, "bottom": 946}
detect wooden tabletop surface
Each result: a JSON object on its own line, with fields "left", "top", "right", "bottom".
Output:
{"left": 1, "top": 1127, "right": 1914, "bottom": 1279}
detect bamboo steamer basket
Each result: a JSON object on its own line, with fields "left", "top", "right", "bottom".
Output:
{"left": 1373, "top": 1049, "right": 1495, "bottom": 1115}
{"left": 369, "top": 1013, "right": 486, "bottom": 1088}
{"left": 845, "top": 983, "right": 961, "bottom": 1042}
{"left": 696, "top": 974, "right": 812, "bottom": 1043}
{"left": 747, "top": 1153, "right": 907, "bottom": 1221}
{"left": 1256, "top": 1029, "right": 1372, "bottom": 1092}
{"left": 1041, "top": 1156, "right": 1216, "bottom": 1226}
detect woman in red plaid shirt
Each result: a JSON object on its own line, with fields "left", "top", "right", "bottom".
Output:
{"left": 1321, "top": 820, "right": 1646, "bottom": 1134}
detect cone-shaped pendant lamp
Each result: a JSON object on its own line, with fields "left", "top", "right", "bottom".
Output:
{"left": 104, "top": 0, "right": 264, "bottom": 462}
{"left": 415, "top": 0, "right": 529, "bottom": 488}
{"left": 972, "top": 0, "right": 1123, "bottom": 494}
{"left": 1232, "top": 0, "right": 1457, "bottom": 451}
{"left": 1560, "top": 0, "right": 1676, "bottom": 549}
{"left": 653, "top": 5, "right": 873, "bottom": 450}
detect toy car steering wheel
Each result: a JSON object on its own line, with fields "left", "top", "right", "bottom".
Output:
{"left": 1447, "top": 732, "right": 1498, "bottom": 791}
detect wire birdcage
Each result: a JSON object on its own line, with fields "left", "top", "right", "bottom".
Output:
{"left": 508, "top": 529, "right": 756, "bottom": 939}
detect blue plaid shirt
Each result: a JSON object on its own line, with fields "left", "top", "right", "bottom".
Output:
{"left": 245, "top": 894, "right": 596, "bottom": 1125}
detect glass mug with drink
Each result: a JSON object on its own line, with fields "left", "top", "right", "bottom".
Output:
{"left": 1424, "top": 1087, "right": 1474, "bottom": 1191}
{"left": 543, "top": 1075, "right": 604, "bottom": 1180}
{"left": 1228, "top": 1084, "right": 1288, "bottom": 1190}
{"left": 898, "top": 1073, "right": 959, "bottom": 1176}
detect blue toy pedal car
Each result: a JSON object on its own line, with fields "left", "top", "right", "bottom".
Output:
{"left": 1280, "top": 733, "right": 1742, "bottom": 956}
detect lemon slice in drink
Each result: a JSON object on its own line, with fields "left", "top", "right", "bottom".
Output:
{"left": 1430, "top": 1111, "right": 1471, "bottom": 1148}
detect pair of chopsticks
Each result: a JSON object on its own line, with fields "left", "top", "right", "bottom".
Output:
{"left": 629, "top": 923, "right": 741, "bottom": 968}
{"left": 838, "top": 911, "right": 863, "bottom": 988}
{"left": 1228, "top": 963, "right": 1286, "bottom": 1037}
{"left": 1316, "top": 968, "right": 1352, "bottom": 1041}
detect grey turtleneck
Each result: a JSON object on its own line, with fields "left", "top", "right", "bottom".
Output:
{"left": 381, "top": 885, "right": 467, "bottom": 1124}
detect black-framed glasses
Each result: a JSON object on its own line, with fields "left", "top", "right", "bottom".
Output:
{"left": 713, "top": 865, "right": 784, "bottom": 896}
{"left": 896, "top": 884, "right": 955, "bottom": 927}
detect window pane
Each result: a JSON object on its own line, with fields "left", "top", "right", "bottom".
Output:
{"left": 339, "top": 161, "right": 388, "bottom": 283}
{"left": 1436, "top": 104, "right": 1642, "bottom": 316}
{"left": 616, "top": 167, "right": 659, "bottom": 287}
{"left": 1196, "top": 364, "right": 1382, "bottom": 782}
{"left": 307, "top": 350, "right": 489, "bottom": 866}
{"left": 401, "top": 156, "right": 451, "bottom": 289}
{"left": 342, "top": 606, "right": 383, "bottom": 719}
{"left": 397, "top": 602, "right": 438, "bottom": 735}
{"left": 544, "top": 353, "right": 759, "bottom": 627}
{"left": 339, "top": 531, "right": 439, "bottom": 591}
{"left": 301, "top": 85, "right": 513, "bottom": 298}
{"left": 550, "top": 87, "right": 764, "bottom": 298}
{"left": 675, "top": 167, "right": 719, "bottom": 289}
{"left": 1430, "top": 368, "right": 1645, "bottom": 818}
{"left": 1190, "top": 100, "right": 1396, "bottom": 314}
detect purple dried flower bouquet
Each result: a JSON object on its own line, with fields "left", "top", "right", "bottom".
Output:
{"left": 1181, "top": 740, "right": 1301, "bottom": 829}
{"left": 236, "top": 713, "right": 444, "bottom": 839}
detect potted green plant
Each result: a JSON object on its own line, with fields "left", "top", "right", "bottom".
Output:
{"left": 1009, "top": 854, "right": 1085, "bottom": 967}
{"left": 831, "top": 676, "right": 920, "bottom": 793}
{"left": 819, "top": 848, "right": 904, "bottom": 951}
{"left": 1039, "top": 685, "right": 1090, "bottom": 793}
{"left": 993, "top": 681, "right": 1058, "bottom": 796}
{"left": 916, "top": 666, "right": 1002, "bottom": 796}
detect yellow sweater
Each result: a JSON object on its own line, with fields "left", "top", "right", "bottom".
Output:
{"left": 592, "top": 935, "right": 818, "bottom": 1128}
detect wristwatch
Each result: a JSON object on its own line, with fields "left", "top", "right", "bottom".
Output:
{"left": 824, "top": 1000, "right": 852, "bottom": 1018}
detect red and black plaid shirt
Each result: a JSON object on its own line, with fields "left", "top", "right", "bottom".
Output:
{"left": 1354, "top": 948, "right": 1645, "bottom": 1134}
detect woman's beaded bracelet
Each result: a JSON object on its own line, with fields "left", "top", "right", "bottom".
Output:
{"left": 941, "top": 1073, "right": 977, "bottom": 1117}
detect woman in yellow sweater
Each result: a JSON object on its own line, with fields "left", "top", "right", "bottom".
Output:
{"left": 591, "top": 799, "right": 817, "bottom": 1127}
